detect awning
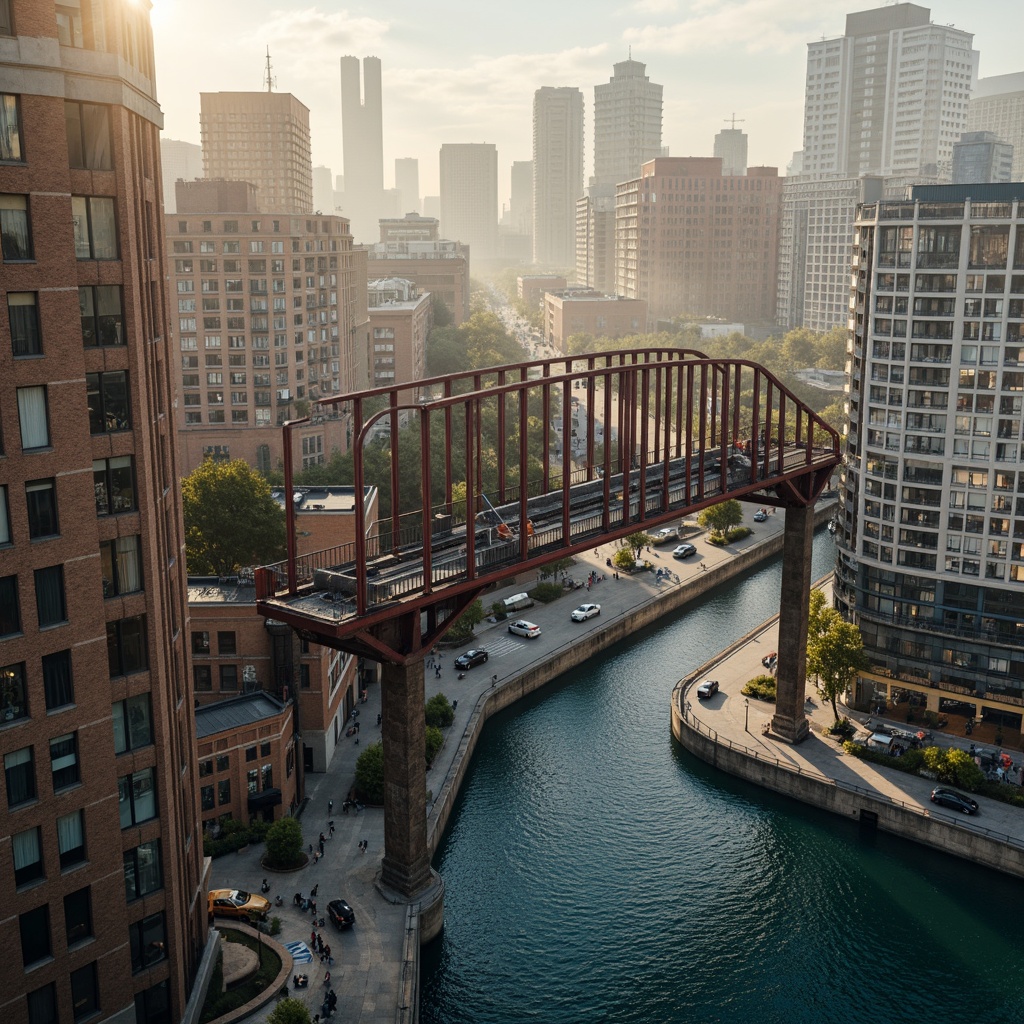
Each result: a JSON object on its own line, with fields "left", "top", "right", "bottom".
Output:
{"left": 248, "top": 787, "right": 282, "bottom": 809}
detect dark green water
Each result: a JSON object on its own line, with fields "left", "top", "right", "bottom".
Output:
{"left": 421, "top": 534, "right": 1024, "bottom": 1023}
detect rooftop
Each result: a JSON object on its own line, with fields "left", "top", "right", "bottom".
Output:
{"left": 187, "top": 574, "right": 258, "bottom": 605}
{"left": 195, "top": 691, "right": 289, "bottom": 739}
{"left": 271, "top": 486, "right": 364, "bottom": 514}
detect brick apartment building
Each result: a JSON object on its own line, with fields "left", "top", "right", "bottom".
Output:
{"left": 364, "top": 237, "right": 470, "bottom": 325}
{"left": 169, "top": 179, "right": 369, "bottom": 476}
{"left": 0, "top": 3, "right": 210, "bottom": 1023}
{"left": 616, "top": 157, "right": 781, "bottom": 323}
{"left": 543, "top": 290, "right": 647, "bottom": 351}
{"left": 517, "top": 274, "right": 567, "bottom": 310}
{"left": 367, "top": 277, "right": 431, "bottom": 394}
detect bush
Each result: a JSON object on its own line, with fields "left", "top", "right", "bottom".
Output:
{"left": 269, "top": 916, "right": 282, "bottom": 935}
{"left": 828, "top": 717, "right": 856, "bottom": 739}
{"left": 267, "top": 997, "right": 311, "bottom": 1024}
{"left": 426, "top": 693, "right": 455, "bottom": 728}
{"left": 742, "top": 674, "right": 777, "bottom": 702}
{"left": 355, "top": 742, "right": 385, "bottom": 804}
{"left": 529, "top": 582, "right": 565, "bottom": 603}
{"left": 264, "top": 816, "right": 304, "bottom": 870}
{"left": 612, "top": 548, "right": 635, "bottom": 570}
{"left": 202, "top": 817, "right": 270, "bottom": 859}
{"left": 844, "top": 742, "right": 986, "bottom": 792}
{"left": 490, "top": 601, "right": 507, "bottom": 621}
{"left": 425, "top": 725, "right": 444, "bottom": 766}
{"left": 726, "top": 526, "right": 752, "bottom": 542}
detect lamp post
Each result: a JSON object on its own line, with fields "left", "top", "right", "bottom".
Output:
{"left": 744, "top": 698, "right": 749, "bottom": 733}
{"left": 247, "top": 909, "right": 263, "bottom": 967}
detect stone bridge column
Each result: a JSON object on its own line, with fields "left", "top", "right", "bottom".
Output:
{"left": 772, "top": 504, "right": 813, "bottom": 743}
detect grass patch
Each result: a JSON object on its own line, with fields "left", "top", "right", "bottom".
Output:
{"left": 199, "top": 928, "right": 283, "bottom": 1024}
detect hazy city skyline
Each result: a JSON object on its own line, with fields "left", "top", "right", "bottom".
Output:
{"left": 152, "top": 0, "right": 1021, "bottom": 206}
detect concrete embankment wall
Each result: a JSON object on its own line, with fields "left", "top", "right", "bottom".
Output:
{"left": 427, "top": 503, "right": 835, "bottom": 854}
{"left": 671, "top": 677, "right": 1024, "bottom": 881}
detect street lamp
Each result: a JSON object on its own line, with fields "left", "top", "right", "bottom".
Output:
{"left": 247, "top": 909, "right": 263, "bottom": 967}
{"left": 744, "top": 698, "right": 749, "bottom": 733}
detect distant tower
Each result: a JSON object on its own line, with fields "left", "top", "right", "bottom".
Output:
{"left": 951, "top": 131, "right": 1014, "bottom": 184}
{"left": 593, "top": 59, "right": 662, "bottom": 187}
{"left": 395, "top": 158, "right": 420, "bottom": 214}
{"left": 313, "top": 165, "right": 335, "bottom": 212}
{"left": 439, "top": 143, "right": 498, "bottom": 259}
{"left": 714, "top": 115, "right": 748, "bottom": 176}
{"left": 160, "top": 138, "right": 203, "bottom": 214}
{"left": 510, "top": 160, "right": 533, "bottom": 237}
{"left": 533, "top": 86, "right": 584, "bottom": 267}
{"left": 340, "top": 55, "right": 385, "bottom": 240}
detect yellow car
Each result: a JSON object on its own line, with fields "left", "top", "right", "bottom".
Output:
{"left": 208, "top": 888, "right": 271, "bottom": 921}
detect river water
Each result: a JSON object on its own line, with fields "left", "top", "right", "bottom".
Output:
{"left": 421, "top": 531, "right": 1024, "bottom": 1023}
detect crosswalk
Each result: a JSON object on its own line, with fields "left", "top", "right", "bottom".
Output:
{"left": 482, "top": 636, "right": 526, "bottom": 658}
{"left": 284, "top": 940, "right": 314, "bottom": 964}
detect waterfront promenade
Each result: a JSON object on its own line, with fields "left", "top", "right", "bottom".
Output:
{"left": 212, "top": 497, "right": 1024, "bottom": 1023}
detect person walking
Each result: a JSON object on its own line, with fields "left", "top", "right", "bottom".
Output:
{"left": 327, "top": 799, "right": 333, "bottom": 815}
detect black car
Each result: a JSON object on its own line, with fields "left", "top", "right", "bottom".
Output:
{"left": 930, "top": 787, "right": 979, "bottom": 815}
{"left": 327, "top": 898, "right": 356, "bottom": 929}
{"left": 454, "top": 649, "right": 489, "bottom": 670}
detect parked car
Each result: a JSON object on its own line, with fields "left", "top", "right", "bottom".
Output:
{"left": 672, "top": 543, "right": 697, "bottom": 559}
{"left": 508, "top": 619, "right": 542, "bottom": 638}
{"left": 753, "top": 508, "right": 768, "bottom": 522}
{"left": 651, "top": 527, "right": 678, "bottom": 545}
{"left": 208, "top": 889, "right": 270, "bottom": 921}
{"left": 696, "top": 679, "right": 720, "bottom": 699}
{"left": 571, "top": 603, "right": 601, "bottom": 622}
{"left": 454, "top": 649, "right": 489, "bottom": 670}
{"left": 327, "top": 898, "right": 356, "bottom": 929}
{"left": 930, "top": 787, "right": 979, "bottom": 815}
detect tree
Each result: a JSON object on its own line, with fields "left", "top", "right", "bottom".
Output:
{"left": 355, "top": 742, "right": 385, "bottom": 804}
{"left": 444, "top": 599, "right": 485, "bottom": 645}
{"left": 539, "top": 556, "right": 575, "bottom": 581}
{"left": 806, "top": 614, "right": 868, "bottom": 720}
{"left": 182, "top": 458, "right": 285, "bottom": 575}
{"left": 425, "top": 693, "right": 455, "bottom": 728}
{"left": 697, "top": 499, "right": 743, "bottom": 540}
{"left": 264, "top": 816, "right": 303, "bottom": 870}
{"left": 425, "top": 725, "right": 444, "bottom": 766}
{"left": 268, "top": 999, "right": 311, "bottom": 1024}
{"left": 621, "top": 530, "right": 652, "bottom": 560}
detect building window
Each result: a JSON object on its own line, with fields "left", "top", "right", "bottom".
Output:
{"left": 191, "top": 630, "right": 209, "bottom": 654}
{"left": 42, "top": 650, "right": 74, "bottom": 709}
{"left": 27, "top": 985, "right": 58, "bottom": 1024}
{"left": 71, "top": 195, "right": 117, "bottom": 259}
{"left": 65, "top": 101, "right": 111, "bottom": 170}
{"left": 5, "top": 746, "right": 35, "bottom": 806}
{"left": 123, "top": 839, "right": 162, "bottom": 901}
{"left": 129, "top": 912, "right": 167, "bottom": 972}
{"left": 247, "top": 768, "right": 258, "bottom": 793}
{"left": 219, "top": 664, "right": 238, "bottom": 691}
{"left": 93, "top": 456, "right": 135, "bottom": 515}
{"left": 50, "top": 732, "right": 80, "bottom": 790}
{"left": 134, "top": 982, "right": 171, "bottom": 1024}
{"left": 70, "top": 961, "right": 98, "bottom": 1022}
{"left": 0, "top": 576, "right": 19, "bottom": 635}
{"left": 118, "top": 767, "right": 157, "bottom": 827}
{"left": 245, "top": 745, "right": 256, "bottom": 762}
{"left": 19, "top": 904, "right": 50, "bottom": 966}
{"left": 261, "top": 763, "right": 273, "bottom": 790}
{"left": 200, "top": 784, "right": 214, "bottom": 811}
{"left": 64, "top": 887, "right": 92, "bottom": 946}
{"left": 112, "top": 693, "right": 152, "bottom": 753}
{"left": 35, "top": 565, "right": 66, "bottom": 626}
{"left": 86, "top": 371, "right": 130, "bottom": 432}
{"left": 193, "top": 665, "right": 212, "bottom": 692}
{"left": 0, "top": 94, "right": 21, "bottom": 160}
{"left": 0, "top": 194, "right": 31, "bottom": 260}
{"left": 106, "top": 615, "right": 147, "bottom": 676}
{"left": 198, "top": 758, "right": 212, "bottom": 778}
{"left": 260, "top": 741, "right": 271, "bottom": 757}
{"left": 56, "top": 816, "right": 84, "bottom": 878}
{"left": 100, "top": 536, "right": 142, "bottom": 596}
{"left": 18, "top": 386, "right": 49, "bottom": 449}
{"left": 1, "top": 661, "right": 27, "bottom": 721}
{"left": 218, "top": 778, "right": 231, "bottom": 805}
{"left": 9, "top": 292, "right": 40, "bottom": 356}
{"left": 79, "top": 285, "right": 123, "bottom": 346}
{"left": 26, "top": 479, "right": 58, "bottom": 538}
{"left": 216, "top": 753, "right": 230, "bottom": 772}
{"left": 0, "top": 485, "right": 9, "bottom": 543}
{"left": 217, "top": 630, "right": 237, "bottom": 654}
{"left": 13, "top": 826, "right": 43, "bottom": 885}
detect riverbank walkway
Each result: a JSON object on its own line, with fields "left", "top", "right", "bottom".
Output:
{"left": 214, "top": 497, "right": 1023, "bottom": 1024}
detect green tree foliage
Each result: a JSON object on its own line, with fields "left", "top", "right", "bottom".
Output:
{"left": 922, "top": 746, "right": 986, "bottom": 790}
{"left": 539, "top": 556, "right": 575, "bottom": 581}
{"left": 621, "top": 530, "right": 652, "bottom": 559}
{"left": 264, "top": 816, "right": 303, "bottom": 870}
{"left": 354, "top": 742, "right": 385, "bottom": 804}
{"left": 431, "top": 295, "right": 453, "bottom": 329}
{"left": 426, "top": 310, "right": 524, "bottom": 377}
{"left": 268, "top": 999, "right": 311, "bottom": 1024}
{"left": 425, "top": 725, "right": 444, "bottom": 766}
{"left": 806, "top": 605, "right": 869, "bottom": 720}
{"left": 425, "top": 693, "right": 455, "bottom": 728}
{"left": 612, "top": 547, "right": 636, "bottom": 571}
{"left": 697, "top": 499, "right": 743, "bottom": 540}
{"left": 444, "top": 599, "right": 485, "bottom": 645}
{"left": 182, "top": 458, "right": 286, "bottom": 575}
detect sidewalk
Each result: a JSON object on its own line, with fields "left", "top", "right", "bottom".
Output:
{"left": 211, "top": 503, "right": 810, "bottom": 1023}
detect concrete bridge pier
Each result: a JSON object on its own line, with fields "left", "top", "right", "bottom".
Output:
{"left": 375, "top": 618, "right": 445, "bottom": 941}
{"left": 771, "top": 504, "right": 814, "bottom": 744}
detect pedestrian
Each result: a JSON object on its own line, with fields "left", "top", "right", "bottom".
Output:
{"left": 319, "top": 840, "right": 325, "bottom": 855}
{"left": 313, "top": 850, "right": 320, "bottom": 865}
{"left": 328, "top": 823, "right": 335, "bottom": 838}
{"left": 376, "top": 713, "right": 382, "bottom": 726}
{"left": 308, "top": 843, "right": 313, "bottom": 856}
{"left": 310, "top": 929, "right": 317, "bottom": 946}
{"left": 327, "top": 799, "right": 333, "bottom": 815}
{"left": 310, "top": 883, "right": 319, "bottom": 899}
{"left": 452, "top": 699, "right": 458, "bottom": 711}
{"left": 435, "top": 665, "right": 441, "bottom": 679}
{"left": 324, "top": 944, "right": 332, "bottom": 963}
{"left": 323, "top": 971, "right": 331, "bottom": 986}
{"left": 311, "top": 899, "right": 317, "bottom": 916}
{"left": 319, "top": 831, "right": 326, "bottom": 845}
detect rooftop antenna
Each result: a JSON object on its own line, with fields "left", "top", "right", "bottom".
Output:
{"left": 725, "top": 113, "right": 745, "bottom": 130}
{"left": 263, "top": 46, "right": 276, "bottom": 92}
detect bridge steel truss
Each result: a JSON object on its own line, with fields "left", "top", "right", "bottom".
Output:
{"left": 254, "top": 349, "right": 841, "bottom": 909}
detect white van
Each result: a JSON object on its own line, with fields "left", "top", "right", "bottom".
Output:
{"left": 503, "top": 592, "right": 535, "bottom": 613}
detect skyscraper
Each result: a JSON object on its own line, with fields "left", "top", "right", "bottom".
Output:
{"left": 532, "top": 87, "right": 584, "bottom": 267}
{"left": 592, "top": 59, "right": 662, "bottom": 188}
{"left": 340, "top": 56, "right": 385, "bottom": 242}
{"left": 395, "top": 157, "right": 420, "bottom": 214}
{"left": 968, "top": 72, "right": 1024, "bottom": 182}
{"left": 951, "top": 132, "right": 1014, "bottom": 184}
{"left": 714, "top": 126, "right": 748, "bottom": 177}
{"left": 836, "top": 183, "right": 1024, "bottom": 714}
{"left": 159, "top": 138, "right": 203, "bottom": 215}
{"left": 800, "top": 3, "right": 976, "bottom": 180}
{"left": 200, "top": 90, "right": 313, "bottom": 214}
{"left": 0, "top": 2, "right": 209, "bottom": 1021}
{"left": 439, "top": 143, "right": 498, "bottom": 260}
